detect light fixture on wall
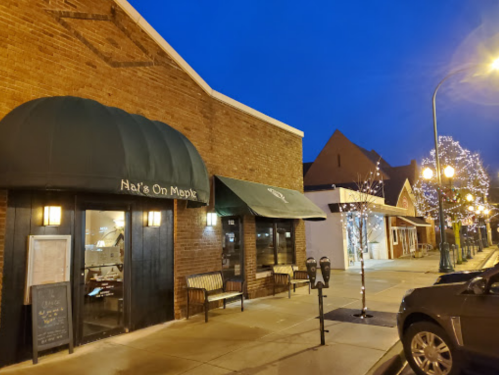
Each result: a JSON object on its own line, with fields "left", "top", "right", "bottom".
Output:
{"left": 207, "top": 212, "right": 218, "bottom": 226}
{"left": 43, "top": 206, "right": 61, "bottom": 226}
{"left": 148, "top": 211, "right": 161, "bottom": 227}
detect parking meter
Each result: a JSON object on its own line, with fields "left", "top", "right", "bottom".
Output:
{"left": 319, "top": 257, "right": 331, "bottom": 287}
{"left": 306, "top": 257, "right": 318, "bottom": 286}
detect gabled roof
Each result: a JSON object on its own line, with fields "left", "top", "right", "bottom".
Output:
{"left": 303, "top": 162, "right": 313, "bottom": 177}
{"left": 355, "top": 145, "right": 392, "bottom": 174}
{"left": 383, "top": 177, "right": 409, "bottom": 206}
{"left": 387, "top": 161, "right": 418, "bottom": 186}
{"left": 114, "top": 0, "right": 303, "bottom": 137}
{"left": 304, "top": 129, "right": 390, "bottom": 186}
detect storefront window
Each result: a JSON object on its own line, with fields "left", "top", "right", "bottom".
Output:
{"left": 256, "top": 218, "right": 294, "bottom": 271}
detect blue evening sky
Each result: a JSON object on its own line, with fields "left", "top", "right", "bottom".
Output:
{"left": 129, "top": 0, "right": 499, "bottom": 175}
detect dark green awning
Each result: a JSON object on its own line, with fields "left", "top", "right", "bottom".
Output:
{"left": 0, "top": 96, "right": 209, "bottom": 204}
{"left": 215, "top": 176, "right": 326, "bottom": 221}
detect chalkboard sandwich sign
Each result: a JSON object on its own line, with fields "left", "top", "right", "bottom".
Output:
{"left": 31, "top": 282, "right": 74, "bottom": 364}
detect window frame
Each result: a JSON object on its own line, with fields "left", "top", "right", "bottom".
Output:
{"left": 392, "top": 228, "right": 399, "bottom": 245}
{"left": 255, "top": 218, "right": 295, "bottom": 272}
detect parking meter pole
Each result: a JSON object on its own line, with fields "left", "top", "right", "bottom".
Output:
{"left": 318, "top": 286, "right": 326, "bottom": 346}
{"left": 307, "top": 257, "right": 331, "bottom": 346}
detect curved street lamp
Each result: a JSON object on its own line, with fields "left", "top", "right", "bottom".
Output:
{"left": 432, "top": 59, "right": 499, "bottom": 273}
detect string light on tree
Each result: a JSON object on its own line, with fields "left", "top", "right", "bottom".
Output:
{"left": 339, "top": 160, "right": 384, "bottom": 319}
{"left": 413, "top": 136, "right": 494, "bottom": 263}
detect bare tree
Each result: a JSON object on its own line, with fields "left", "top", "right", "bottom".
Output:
{"left": 340, "top": 161, "right": 384, "bottom": 318}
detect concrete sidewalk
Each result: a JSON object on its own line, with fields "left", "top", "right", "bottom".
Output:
{"left": 1, "top": 248, "right": 496, "bottom": 375}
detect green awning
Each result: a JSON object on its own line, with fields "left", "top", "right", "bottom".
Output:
{"left": 215, "top": 176, "right": 326, "bottom": 220}
{"left": 0, "top": 96, "right": 209, "bottom": 204}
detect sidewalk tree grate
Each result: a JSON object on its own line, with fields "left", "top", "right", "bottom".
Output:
{"left": 321, "top": 308, "right": 397, "bottom": 328}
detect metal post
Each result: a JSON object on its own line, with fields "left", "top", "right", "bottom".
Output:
{"left": 478, "top": 225, "right": 484, "bottom": 252}
{"left": 466, "top": 238, "right": 473, "bottom": 259}
{"left": 432, "top": 67, "right": 481, "bottom": 272}
{"left": 432, "top": 82, "right": 453, "bottom": 273}
{"left": 461, "top": 235, "right": 467, "bottom": 263}
{"left": 307, "top": 257, "right": 331, "bottom": 346}
{"left": 318, "top": 287, "right": 325, "bottom": 346}
{"left": 451, "top": 244, "right": 456, "bottom": 267}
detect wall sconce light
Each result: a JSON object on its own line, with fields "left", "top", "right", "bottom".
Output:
{"left": 43, "top": 206, "right": 61, "bottom": 226}
{"left": 207, "top": 212, "right": 218, "bottom": 226}
{"left": 148, "top": 211, "right": 161, "bottom": 227}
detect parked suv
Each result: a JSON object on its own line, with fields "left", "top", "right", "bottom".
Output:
{"left": 397, "top": 263, "right": 499, "bottom": 375}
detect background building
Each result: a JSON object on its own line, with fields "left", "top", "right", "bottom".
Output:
{"left": 304, "top": 130, "right": 435, "bottom": 269}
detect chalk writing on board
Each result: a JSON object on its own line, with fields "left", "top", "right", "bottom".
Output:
{"left": 31, "top": 282, "right": 73, "bottom": 364}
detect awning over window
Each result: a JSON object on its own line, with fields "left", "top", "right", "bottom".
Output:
{"left": 397, "top": 216, "right": 431, "bottom": 227}
{"left": 215, "top": 176, "right": 326, "bottom": 220}
{"left": 0, "top": 96, "right": 209, "bottom": 204}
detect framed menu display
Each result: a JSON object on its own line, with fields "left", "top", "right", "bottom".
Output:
{"left": 25, "top": 235, "right": 72, "bottom": 305}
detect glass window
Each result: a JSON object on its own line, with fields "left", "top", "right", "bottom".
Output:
{"left": 256, "top": 218, "right": 294, "bottom": 271}
{"left": 256, "top": 219, "right": 274, "bottom": 271}
{"left": 276, "top": 221, "right": 293, "bottom": 265}
{"left": 392, "top": 229, "right": 399, "bottom": 245}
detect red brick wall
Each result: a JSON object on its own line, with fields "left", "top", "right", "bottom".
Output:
{"left": 0, "top": 1, "right": 305, "bottom": 320}
{"left": 244, "top": 217, "right": 307, "bottom": 299}
{"left": 0, "top": 190, "right": 6, "bottom": 321}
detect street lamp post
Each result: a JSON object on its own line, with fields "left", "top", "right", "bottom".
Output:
{"left": 431, "top": 69, "right": 476, "bottom": 273}
{"left": 430, "top": 59, "right": 499, "bottom": 272}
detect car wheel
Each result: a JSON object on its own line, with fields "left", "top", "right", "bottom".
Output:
{"left": 403, "top": 321, "right": 461, "bottom": 375}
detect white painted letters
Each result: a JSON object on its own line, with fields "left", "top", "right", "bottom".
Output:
{"left": 121, "top": 179, "right": 198, "bottom": 201}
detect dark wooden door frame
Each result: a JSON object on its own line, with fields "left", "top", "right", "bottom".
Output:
{"left": 73, "top": 195, "right": 133, "bottom": 346}
{"left": 221, "top": 216, "right": 245, "bottom": 282}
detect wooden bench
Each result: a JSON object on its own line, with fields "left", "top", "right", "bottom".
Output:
{"left": 272, "top": 265, "right": 310, "bottom": 298}
{"left": 186, "top": 271, "right": 244, "bottom": 322}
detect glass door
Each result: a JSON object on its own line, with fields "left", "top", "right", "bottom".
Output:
{"left": 222, "top": 217, "right": 243, "bottom": 281}
{"left": 82, "top": 210, "right": 126, "bottom": 342}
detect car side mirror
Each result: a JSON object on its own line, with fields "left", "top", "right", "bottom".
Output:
{"left": 467, "top": 277, "right": 487, "bottom": 295}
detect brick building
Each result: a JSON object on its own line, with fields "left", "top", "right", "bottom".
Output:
{"left": 0, "top": 0, "right": 325, "bottom": 366}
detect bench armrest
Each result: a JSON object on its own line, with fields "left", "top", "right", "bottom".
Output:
{"left": 187, "top": 287, "right": 208, "bottom": 304}
{"left": 224, "top": 279, "right": 244, "bottom": 293}
{"left": 273, "top": 273, "right": 291, "bottom": 285}
{"left": 293, "top": 270, "right": 309, "bottom": 280}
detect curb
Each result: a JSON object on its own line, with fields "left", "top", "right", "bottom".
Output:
{"left": 479, "top": 248, "right": 498, "bottom": 269}
{"left": 366, "top": 341, "right": 406, "bottom": 375}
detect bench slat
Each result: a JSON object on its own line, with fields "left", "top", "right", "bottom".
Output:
{"left": 187, "top": 272, "right": 223, "bottom": 291}
{"left": 207, "top": 291, "right": 243, "bottom": 302}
